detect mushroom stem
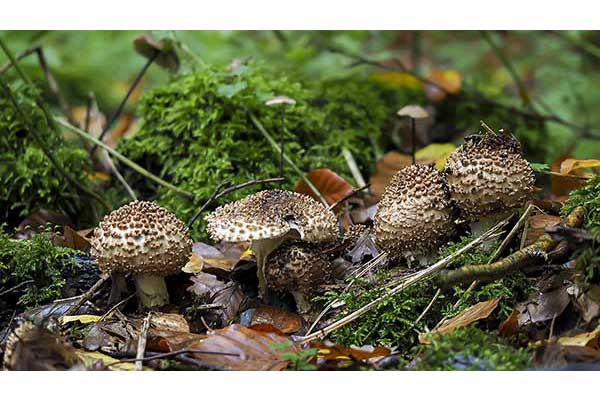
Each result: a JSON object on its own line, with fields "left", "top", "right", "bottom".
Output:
{"left": 291, "top": 291, "right": 312, "bottom": 316}
{"left": 108, "top": 272, "right": 128, "bottom": 305}
{"left": 251, "top": 237, "right": 288, "bottom": 299}
{"left": 133, "top": 274, "right": 169, "bottom": 309}
{"left": 410, "top": 117, "right": 416, "bottom": 164}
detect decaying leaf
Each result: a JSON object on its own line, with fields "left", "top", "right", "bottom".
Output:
{"left": 420, "top": 298, "right": 500, "bottom": 344}
{"left": 315, "top": 341, "right": 391, "bottom": 362}
{"left": 152, "top": 324, "right": 300, "bottom": 370}
{"left": 572, "top": 285, "right": 600, "bottom": 323}
{"left": 187, "top": 272, "right": 227, "bottom": 300}
{"left": 369, "top": 151, "right": 412, "bottom": 197}
{"left": 59, "top": 314, "right": 102, "bottom": 325}
{"left": 559, "top": 158, "right": 600, "bottom": 176}
{"left": 524, "top": 213, "right": 561, "bottom": 246}
{"left": 516, "top": 287, "right": 570, "bottom": 326}
{"left": 75, "top": 350, "right": 148, "bottom": 371}
{"left": 558, "top": 326, "right": 600, "bottom": 348}
{"left": 183, "top": 241, "right": 250, "bottom": 276}
{"left": 550, "top": 155, "right": 592, "bottom": 196}
{"left": 424, "top": 69, "right": 462, "bottom": 102}
{"left": 414, "top": 143, "right": 456, "bottom": 170}
{"left": 295, "top": 168, "right": 353, "bottom": 208}
{"left": 240, "top": 305, "right": 303, "bottom": 334}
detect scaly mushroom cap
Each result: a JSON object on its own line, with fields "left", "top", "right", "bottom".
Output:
{"left": 374, "top": 164, "right": 456, "bottom": 258}
{"left": 264, "top": 242, "right": 332, "bottom": 296}
{"left": 444, "top": 132, "right": 535, "bottom": 220}
{"left": 205, "top": 189, "right": 338, "bottom": 243}
{"left": 90, "top": 201, "right": 192, "bottom": 276}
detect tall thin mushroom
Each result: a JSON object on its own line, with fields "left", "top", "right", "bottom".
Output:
{"left": 397, "top": 105, "right": 429, "bottom": 164}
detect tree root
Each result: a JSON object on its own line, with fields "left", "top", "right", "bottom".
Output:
{"left": 436, "top": 206, "right": 586, "bottom": 288}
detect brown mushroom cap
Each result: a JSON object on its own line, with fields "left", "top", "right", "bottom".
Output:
{"left": 133, "top": 34, "right": 180, "bottom": 72}
{"left": 374, "top": 164, "right": 456, "bottom": 258}
{"left": 90, "top": 200, "right": 192, "bottom": 276}
{"left": 444, "top": 131, "right": 535, "bottom": 220}
{"left": 264, "top": 242, "right": 331, "bottom": 297}
{"left": 205, "top": 189, "right": 339, "bottom": 243}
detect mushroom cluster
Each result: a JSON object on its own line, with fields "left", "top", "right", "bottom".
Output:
{"left": 205, "top": 189, "right": 338, "bottom": 299}
{"left": 374, "top": 164, "right": 456, "bottom": 264}
{"left": 91, "top": 200, "right": 192, "bottom": 309}
{"left": 445, "top": 129, "right": 535, "bottom": 235}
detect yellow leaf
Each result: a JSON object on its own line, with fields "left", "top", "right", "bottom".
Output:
{"left": 559, "top": 159, "right": 600, "bottom": 176}
{"left": 427, "top": 69, "right": 462, "bottom": 94}
{"left": 415, "top": 143, "right": 456, "bottom": 170}
{"left": 558, "top": 325, "right": 600, "bottom": 348}
{"left": 59, "top": 315, "right": 102, "bottom": 325}
{"left": 372, "top": 71, "right": 422, "bottom": 90}
{"left": 75, "top": 350, "right": 151, "bottom": 371}
{"left": 182, "top": 253, "right": 204, "bottom": 273}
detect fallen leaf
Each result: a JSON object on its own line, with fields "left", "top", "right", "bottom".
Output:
{"left": 315, "top": 341, "right": 391, "bottom": 361}
{"left": 187, "top": 272, "right": 227, "bottom": 300}
{"left": 551, "top": 155, "right": 591, "bottom": 196}
{"left": 240, "top": 306, "right": 303, "bottom": 334}
{"left": 75, "top": 350, "right": 149, "bottom": 371}
{"left": 414, "top": 143, "right": 456, "bottom": 170}
{"left": 15, "top": 209, "right": 72, "bottom": 240}
{"left": 559, "top": 159, "right": 600, "bottom": 175}
{"left": 52, "top": 226, "right": 91, "bottom": 252}
{"left": 424, "top": 69, "right": 462, "bottom": 102}
{"left": 212, "top": 283, "right": 245, "bottom": 325}
{"left": 369, "top": 151, "right": 412, "bottom": 197}
{"left": 183, "top": 241, "right": 249, "bottom": 276}
{"left": 558, "top": 326, "right": 600, "bottom": 348}
{"left": 516, "top": 287, "right": 571, "bottom": 326}
{"left": 420, "top": 298, "right": 500, "bottom": 344}
{"left": 524, "top": 213, "right": 561, "bottom": 246}
{"left": 152, "top": 324, "right": 300, "bottom": 370}
{"left": 498, "top": 309, "right": 520, "bottom": 337}
{"left": 371, "top": 71, "right": 422, "bottom": 90}
{"left": 295, "top": 168, "right": 353, "bottom": 208}
{"left": 572, "top": 285, "right": 600, "bottom": 323}
{"left": 59, "top": 315, "right": 102, "bottom": 325}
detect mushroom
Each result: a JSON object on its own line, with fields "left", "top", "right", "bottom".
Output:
{"left": 264, "top": 242, "right": 332, "bottom": 315}
{"left": 90, "top": 200, "right": 192, "bottom": 309}
{"left": 444, "top": 127, "right": 535, "bottom": 237}
{"left": 374, "top": 164, "right": 456, "bottom": 265}
{"left": 205, "top": 189, "right": 338, "bottom": 298}
{"left": 397, "top": 105, "right": 430, "bottom": 164}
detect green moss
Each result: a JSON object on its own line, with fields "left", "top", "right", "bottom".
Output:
{"left": 414, "top": 326, "right": 531, "bottom": 370}
{"left": 561, "top": 176, "right": 600, "bottom": 283}
{"left": 0, "top": 228, "right": 79, "bottom": 307}
{"left": 118, "top": 63, "right": 420, "bottom": 238}
{"left": 0, "top": 80, "right": 96, "bottom": 227}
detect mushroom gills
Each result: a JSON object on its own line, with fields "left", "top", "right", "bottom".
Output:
{"left": 133, "top": 274, "right": 169, "bottom": 309}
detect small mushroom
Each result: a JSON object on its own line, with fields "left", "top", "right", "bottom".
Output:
{"left": 444, "top": 126, "right": 535, "bottom": 236}
{"left": 397, "top": 105, "right": 430, "bottom": 164}
{"left": 374, "top": 164, "right": 456, "bottom": 265}
{"left": 265, "top": 242, "right": 331, "bottom": 315}
{"left": 90, "top": 200, "right": 192, "bottom": 309}
{"left": 205, "top": 189, "right": 338, "bottom": 298}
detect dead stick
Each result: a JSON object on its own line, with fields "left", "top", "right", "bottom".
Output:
{"left": 62, "top": 274, "right": 110, "bottom": 316}
{"left": 135, "top": 312, "right": 152, "bottom": 371}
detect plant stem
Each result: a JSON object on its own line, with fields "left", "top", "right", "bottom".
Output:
{"left": 247, "top": 111, "right": 329, "bottom": 206}
{"left": 55, "top": 117, "right": 193, "bottom": 198}
{"left": 411, "top": 118, "right": 416, "bottom": 164}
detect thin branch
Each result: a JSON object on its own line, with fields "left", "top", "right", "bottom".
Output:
{"left": 55, "top": 117, "right": 193, "bottom": 198}
{"left": 246, "top": 110, "right": 329, "bottom": 206}
{"left": 0, "top": 280, "right": 35, "bottom": 297}
{"left": 186, "top": 177, "right": 284, "bottom": 228}
{"left": 62, "top": 274, "right": 110, "bottom": 317}
{"left": 135, "top": 312, "right": 152, "bottom": 371}
{"left": 105, "top": 348, "right": 241, "bottom": 367}
{"left": 100, "top": 293, "right": 136, "bottom": 321}
{"left": 327, "top": 183, "right": 371, "bottom": 211}
{"left": 342, "top": 148, "right": 367, "bottom": 188}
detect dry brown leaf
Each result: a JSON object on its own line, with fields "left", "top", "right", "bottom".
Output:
{"left": 524, "top": 213, "right": 561, "bottom": 246}
{"left": 424, "top": 69, "right": 462, "bottom": 102}
{"left": 152, "top": 324, "right": 299, "bottom": 370}
{"left": 551, "top": 155, "right": 591, "bottom": 196}
{"left": 183, "top": 241, "right": 249, "bottom": 276}
{"left": 516, "top": 287, "right": 570, "bottom": 326}
{"left": 498, "top": 309, "right": 520, "bottom": 337}
{"left": 559, "top": 158, "right": 600, "bottom": 175}
{"left": 187, "top": 272, "right": 227, "bottom": 300}
{"left": 420, "top": 298, "right": 500, "bottom": 344}
{"left": 295, "top": 168, "right": 353, "bottom": 208}
{"left": 241, "top": 306, "right": 303, "bottom": 334}
{"left": 315, "top": 342, "right": 391, "bottom": 361}
{"left": 558, "top": 326, "right": 600, "bottom": 348}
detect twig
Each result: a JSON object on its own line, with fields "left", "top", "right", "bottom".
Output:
{"left": 104, "top": 151, "right": 138, "bottom": 201}
{"left": 0, "top": 78, "right": 112, "bottom": 211}
{"left": 92, "top": 50, "right": 158, "bottom": 153}
{"left": 0, "top": 46, "right": 39, "bottom": 74}
{"left": 105, "top": 348, "right": 241, "bottom": 367}
{"left": 62, "top": 274, "right": 110, "bottom": 317}
{"left": 298, "top": 219, "right": 509, "bottom": 344}
{"left": 246, "top": 110, "right": 329, "bottom": 206}
{"left": 135, "top": 312, "right": 152, "bottom": 371}
{"left": 186, "top": 177, "right": 284, "bottom": 228}
{"left": 436, "top": 206, "right": 586, "bottom": 288}
{"left": 100, "top": 293, "right": 136, "bottom": 321}
{"left": 0, "top": 280, "right": 35, "bottom": 297}
{"left": 415, "top": 288, "right": 442, "bottom": 325}
{"left": 54, "top": 117, "right": 193, "bottom": 198}
{"left": 342, "top": 148, "right": 367, "bottom": 188}
{"left": 328, "top": 183, "right": 371, "bottom": 211}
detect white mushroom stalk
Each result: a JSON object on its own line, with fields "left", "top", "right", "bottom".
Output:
{"left": 205, "top": 189, "right": 338, "bottom": 299}
{"left": 90, "top": 201, "right": 192, "bottom": 309}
